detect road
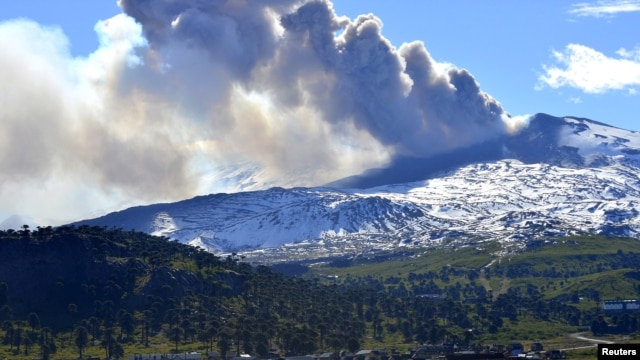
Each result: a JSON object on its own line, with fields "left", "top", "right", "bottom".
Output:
{"left": 569, "top": 332, "right": 614, "bottom": 344}
{"left": 560, "top": 332, "right": 614, "bottom": 351}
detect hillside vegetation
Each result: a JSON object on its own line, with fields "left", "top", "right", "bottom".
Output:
{"left": 0, "top": 228, "right": 639, "bottom": 359}
{"left": 309, "top": 235, "right": 640, "bottom": 343}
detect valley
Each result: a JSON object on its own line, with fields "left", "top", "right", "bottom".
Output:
{"left": 0, "top": 227, "right": 638, "bottom": 360}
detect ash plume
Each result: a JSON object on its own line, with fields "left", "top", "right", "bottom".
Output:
{"left": 0, "top": 0, "right": 516, "bottom": 225}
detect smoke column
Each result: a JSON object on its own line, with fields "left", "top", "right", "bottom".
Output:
{"left": 0, "top": 0, "right": 514, "bottom": 226}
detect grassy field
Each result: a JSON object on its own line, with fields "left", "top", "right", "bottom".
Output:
{"left": 309, "top": 240, "right": 502, "bottom": 280}
{"left": 3, "top": 235, "right": 639, "bottom": 359}
{"left": 3, "top": 330, "right": 632, "bottom": 360}
{"left": 0, "top": 332, "right": 209, "bottom": 360}
{"left": 308, "top": 234, "right": 640, "bottom": 356}
{"left": 311, "top": 235, "right": 640, "bottom": 297}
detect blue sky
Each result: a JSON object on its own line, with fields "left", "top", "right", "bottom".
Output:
{"left": 332, "top": 1, "right": 640, "bottom": 131}
{"left": 3, "top": 0, "right": 639, "bottom": 130}
{"left": 1, "top": 0, "right": 639, "bottom": 226}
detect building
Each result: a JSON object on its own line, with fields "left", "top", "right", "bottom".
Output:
{"left": 602, "top": 299, "right": 640, "bottom": 314}
{"left": 129, "top": 353, "right": 202, "bottom": 360}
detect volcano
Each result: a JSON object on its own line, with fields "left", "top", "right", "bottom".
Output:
{"left": 73, "top": 114, "right": 640, "bottom": 261}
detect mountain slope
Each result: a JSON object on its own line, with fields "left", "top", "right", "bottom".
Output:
{"left": 74, "top": 114, "right": 640, "bottom": 258}
{"left": 328, "top": 113, "right": 638, "bottom": 188}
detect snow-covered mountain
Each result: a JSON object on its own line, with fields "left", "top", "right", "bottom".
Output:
{"left": 74, "top": 114, "right": 640, "bottom": 261}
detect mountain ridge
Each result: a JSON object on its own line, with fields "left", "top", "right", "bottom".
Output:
{"left": 73, "top": 113, "right": 640, "bottom": 259}
{"left": 327, "top": 113, "right": 633, "bottom": 189}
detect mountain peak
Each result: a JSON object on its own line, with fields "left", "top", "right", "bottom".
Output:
{"left": 73, "top": 114, "right": 640, "bottom": 260}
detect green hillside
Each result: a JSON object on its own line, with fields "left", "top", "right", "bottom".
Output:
{"left": 311, "top": 235, "right": 640, "bottom": 299}
{"left": 1, "top": 228, "right": 639, "bottom": 360}
{"left": 310, "top": 235, "right": 640, "bottom": 346}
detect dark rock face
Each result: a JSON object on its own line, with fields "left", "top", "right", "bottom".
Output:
{"left": 328, "top": 113, "right": 588, "bottom": 189}
{"left": 140, "top": 266, "right": 207, "bottom": 298}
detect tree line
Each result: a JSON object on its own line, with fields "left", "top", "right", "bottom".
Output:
{"left": 0, "top": 226, "right": 639, "bottom": 359}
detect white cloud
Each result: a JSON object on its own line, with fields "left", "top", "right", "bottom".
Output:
{"left": 538, "top": 43, "right": 640, "bottom": 94}
{"left": 569, "top": 0, "right": 640, "bottom": 17}
{"left": 616, "top": 47, "right": 640, "bottom": 61}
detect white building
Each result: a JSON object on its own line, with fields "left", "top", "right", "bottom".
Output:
{"left": 129, "top": 352, "right": 202, "bottom": 360}
{"left": 602, "top": 299, "right": 640, "bottom": 313}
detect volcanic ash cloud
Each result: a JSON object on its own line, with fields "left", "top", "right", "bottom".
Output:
{"left": 0, "top": 0, "right": 513, "bottom": 225}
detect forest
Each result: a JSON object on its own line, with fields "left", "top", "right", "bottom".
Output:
{"left": 0, "top": 226, "right": 639, "bottom": 359}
